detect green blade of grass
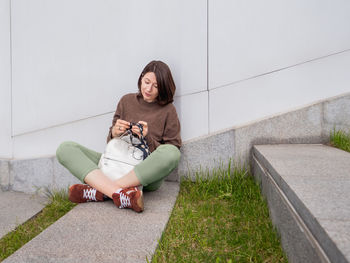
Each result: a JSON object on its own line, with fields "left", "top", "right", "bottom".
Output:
{"left": 330, "top": 128, "right": 350, "bottom": 153}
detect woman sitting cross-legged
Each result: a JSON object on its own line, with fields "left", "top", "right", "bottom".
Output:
{"left": 56, "top": 60, "right": 181, "bottom": 213}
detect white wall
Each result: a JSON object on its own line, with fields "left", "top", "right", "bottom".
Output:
{"left": 210, "top": 51, "right": 350, "bottom": 131}
{"left": 10, "top": 0, "right": 207, "bottom": 158}
{"left": 0, "top": 0, "right": 12, "bottom": 158}
{"left": 208, "top": 0, "right": 350, "bottom": 132}
{"left": 2, "top": 0, "right": 350, "bottom": 159}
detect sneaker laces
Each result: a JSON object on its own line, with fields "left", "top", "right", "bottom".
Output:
{"left": 119, "top": 192, "right": 131, "bottom": 208}
{"left": 83, "top": 188, "right": 97, "bottom": 201}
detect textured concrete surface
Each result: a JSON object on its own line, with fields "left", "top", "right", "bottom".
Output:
{"left": 4, "top": 181, "right": 179, "bottom": 263}
{"left": 234, "top": 103, "right": 324, "bottom": 164}
{"left": 253, "top": 144, "right": 350, "bottom": 263}
{"left": 323, "top": 95, "right": 350, "bottom": 135}
{"left": 10, "top": 158, "right": 54, "bottom": 193}
{"left": 0, "top": 159, "right": 10, "bottom": 191}
{"left": 177, "top": 129, "right": 235, "bottom": 179}
{"left": 0, "top": 157, "right": 80, "bottom": 194}
{"left": 253, "top": 159, "right": 322, "bottom": 262}
{"left": 0, "top": 191, "right": 48, "bottom": 239}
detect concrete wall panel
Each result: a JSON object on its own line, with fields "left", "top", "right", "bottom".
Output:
{"left": 209, "top": 0, "right": 350, "bottom": 88}
{"left": 11, "top": 0, "right": 207, "bottom": 136}
{"left": 12, "top": 91, "right": 206, "bottom": 158}
{"left": 174, "top": 92, "right": 209, "bottom": 142}
{"left": 0, "top": 0, "right": 12, "bottom": 158}
{"left": 209, "top": 51, "right": 350, "bottom": 132}
{"left": 323, "top": 94, "right": 350, "bottom": 135}
{"left": 13, "top": 113, "right": 113, "bottom": 159}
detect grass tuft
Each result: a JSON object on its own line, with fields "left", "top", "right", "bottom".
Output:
{"left": 152, "top": 161, "right": 287, "bottom": 263}
{"left": 0, "top": 188, "right": 76, "bottom": 261}
{"left": 330, "top": 128, "right": 350, "bottom": 153}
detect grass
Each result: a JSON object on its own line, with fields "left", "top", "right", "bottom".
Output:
{"left": 152, "top": 163, "right": 287, "bottom": 263}
{"left": 330, "top": 129, "right": 350, "bottom": 153}
{"left": 0, "top": 188, "right": 76, "bottom": 262}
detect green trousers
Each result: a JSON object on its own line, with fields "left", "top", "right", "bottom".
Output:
{"left": 56, "top": 141, "right": 181, "bottom": 191}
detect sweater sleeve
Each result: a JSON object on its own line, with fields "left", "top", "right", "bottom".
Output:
{"left": 107, "top": 100, "right": 123, "bottom": 143}
{"left": 162, "top": 106, "right": 182, "bottom": 149}
{"left": 144, "top": 105, "right": 181, "bottom": 151}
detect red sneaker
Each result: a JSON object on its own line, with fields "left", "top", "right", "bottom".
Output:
{"left": 112, "top": 187, "right": 144, "bottom": 213}
{"left": 68, "top": 184, "right": 104, "bottom": 203}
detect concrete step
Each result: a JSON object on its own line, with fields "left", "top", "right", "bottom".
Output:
{"left": 252, "top": 144, "right": 350, "bottom": 263}
{"left": 0, "top": 191, "right": 48, "bottom": 239}
{"left": 3, "top": 181, "right": 179, "bottom": 263}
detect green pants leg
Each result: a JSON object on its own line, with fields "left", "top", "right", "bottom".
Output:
{"left": 134, "top": 144, "right": 181, "bottom": 191}
{"left": 56, "top": 141, "right": 101, "bottom": 182}
{"left": 56, "top": 141, "right": 181, "bottom": 191}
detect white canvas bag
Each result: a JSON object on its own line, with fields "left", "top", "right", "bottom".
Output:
{"left": 98, "top": 123, "right": 150, "bottom": 181}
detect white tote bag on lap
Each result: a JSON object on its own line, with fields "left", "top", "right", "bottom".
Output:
{"left": 98, "top": 123, "right": 150, "bottom": 181}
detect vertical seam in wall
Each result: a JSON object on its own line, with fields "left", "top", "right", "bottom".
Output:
{"left": 321, "top": 101, "right": 326, "bottom": 140}
{"left": 320, "top": 102, "right": 324, "bottom": 138}
{"left": 9, "top": 0, "right": 13, "bottom": 158}
{"left": 207, "top": 0, "right": 210, "bottom": 134}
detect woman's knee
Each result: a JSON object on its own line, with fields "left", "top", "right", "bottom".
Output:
{"left": 157, "top": 144, "right": 181, "bottom": 168}
{"left": 134, "top": 144, "right": 180, "bottom": 187}
{"left": 56, "top": 141, "right": 78, "bottom": 164}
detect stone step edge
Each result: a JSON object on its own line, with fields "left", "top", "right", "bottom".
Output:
{"left": 252, "top": 153, "right": 331, "bottom": 262}
{"left": 252, "top": 145, "right": 348, "bottom": 263}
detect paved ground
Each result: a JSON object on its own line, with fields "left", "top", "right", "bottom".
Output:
{"left": 3, "top": 181, "right": 179, "bottom": 263}
{"left": 253, "top": 144, "right": 350, "bottom": 263}
{"left": 0, "top": 191, "right": 48, "bottom": 239}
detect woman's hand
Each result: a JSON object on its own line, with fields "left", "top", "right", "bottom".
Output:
{"left": 112, "top": 119, "right": 130, "bottom": 138}
{"left": 131, "top": 121, "right": 148, "bottom": 138}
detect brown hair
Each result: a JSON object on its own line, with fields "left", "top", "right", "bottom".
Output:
{"left": 137, "top": 60, "right": 176, "bottom": 105}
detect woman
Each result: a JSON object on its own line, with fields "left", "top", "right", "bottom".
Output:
{"left": 56, "top": 60, "right": 181, "bottom": 213}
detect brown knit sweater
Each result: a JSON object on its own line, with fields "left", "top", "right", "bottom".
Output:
{"left": 107, "top": 93, "right": 182, "bottom": 152}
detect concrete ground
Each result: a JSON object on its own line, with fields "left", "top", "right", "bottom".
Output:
{"left": 0, "top": 191, "right": 48, "bottom": 239}
{"left": 3, "top": 181, "right": 179, "bottom": 263}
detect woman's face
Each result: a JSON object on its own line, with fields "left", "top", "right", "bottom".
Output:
{"left": 141, "top": 72, "right": 158, "bottom": 103}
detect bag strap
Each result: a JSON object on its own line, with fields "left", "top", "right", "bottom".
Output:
{"left": 126, "top": 123, "right": 150, "bottom": 159}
